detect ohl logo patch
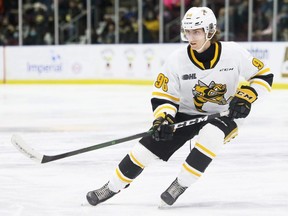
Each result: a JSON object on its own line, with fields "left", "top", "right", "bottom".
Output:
{"left": 192, "top": 80, "right": 232, "bottom": 112}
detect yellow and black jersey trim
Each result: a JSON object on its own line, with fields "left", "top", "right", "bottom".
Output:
{"left": 153, "top": 103, "right": 178, "bottom": 118}
{"left": 151, "top": 97, "right": 179, "bottom": 116}
{"left": 249, "top": 67, "right": 273, "bottom": 92}
{"left": 188, "top": 41, "right": 222, "bottom": 70}
{"left": 152, "top": 91, "right": 180, "bottom": 103}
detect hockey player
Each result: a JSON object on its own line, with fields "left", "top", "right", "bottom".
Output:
{"left": 86, "top": 6, "right": 273, "bottom": 206}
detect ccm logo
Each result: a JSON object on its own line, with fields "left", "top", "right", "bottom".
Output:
{"left": 174, "top": 116, "right": 208, "bottom": 129}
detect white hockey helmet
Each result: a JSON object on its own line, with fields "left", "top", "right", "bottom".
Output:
{"left": 181, "top": 7, "right": 217, "bottom": 41}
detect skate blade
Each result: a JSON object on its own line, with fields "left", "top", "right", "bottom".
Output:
{"left": 158, "top": 200, "right": 169, "bottom": 209}
{"left": 81, "top": 198, "right": 94, "bottom": 207}
{"left": 81, "top": 202, "right": 90, "bottom": 207}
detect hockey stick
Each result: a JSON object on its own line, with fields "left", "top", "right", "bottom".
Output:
{"left": 11, "top": 110, "right": 229, "bottom": 164}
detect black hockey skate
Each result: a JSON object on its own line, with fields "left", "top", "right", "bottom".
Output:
{"left": 86, "top": 182, "right": 118, "bottom": 206}
{"left": 160, "top": 178, "right": 188, "bottom": 206}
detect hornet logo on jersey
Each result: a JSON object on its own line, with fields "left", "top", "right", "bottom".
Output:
{"left": 192, "top": 80, "right": 233, "bottom": 112}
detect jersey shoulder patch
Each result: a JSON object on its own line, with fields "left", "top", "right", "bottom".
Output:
{"left": 252, "top": 58, "right": 264, "bottom": 70}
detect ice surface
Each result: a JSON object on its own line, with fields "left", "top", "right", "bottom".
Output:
{"left": 0, "top": 85, "right": 287, "bottom": 216}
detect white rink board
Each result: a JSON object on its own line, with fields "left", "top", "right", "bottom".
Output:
{"left": 4, "top": 42, "right": 288, "bottom": 83}
{"left": 240, "top": 42, "right": 288, "bottom": 81}
{"left": 5, "top": 44, "right": 180, "bottom": 80}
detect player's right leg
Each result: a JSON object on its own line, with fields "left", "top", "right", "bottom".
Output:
{"left": 86, "top": 143, "right": 158, "bottom": 206}
{"left": 160, "top": 117, "right": 238, "bottom": 206}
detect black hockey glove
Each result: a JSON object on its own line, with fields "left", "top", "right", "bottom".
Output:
{"left": 152, "top": 113, "right": 175, "bottom": 141}
{"left": 229, "top": 86, "right": 258, "bottom": 119}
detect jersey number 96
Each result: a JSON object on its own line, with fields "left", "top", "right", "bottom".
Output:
{"left": 155, "top": 73, "right": 169, "bottom": 92}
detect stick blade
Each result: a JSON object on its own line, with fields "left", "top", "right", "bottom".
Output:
{"left": 11, "top": 134, "right": 44, "bottom": 163}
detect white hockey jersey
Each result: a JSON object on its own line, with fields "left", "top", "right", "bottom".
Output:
{"left": 151, "top": 41, "right": 273, "bottom": 117}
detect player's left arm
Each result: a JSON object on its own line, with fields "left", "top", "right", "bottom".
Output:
{"left": 247, "top": 58, "right": 274, "bottom": 96}
{"left": 229, "top": 45, "right": 274, "bottom": 119}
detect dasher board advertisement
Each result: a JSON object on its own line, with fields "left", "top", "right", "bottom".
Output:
{"left": 4, "top": 44, "right": 180, "bottom": 82}
{"left": 4, "top": 42, "right": 288, "bottom": 85}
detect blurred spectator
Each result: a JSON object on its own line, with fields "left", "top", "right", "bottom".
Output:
{"left": 0, "top": 0, "right": 287, "bottom": 45}
{"left": 94, "top": 0, "right": 113, "bottom": 23}
{"left": 118, "top": 7, "right": 138, "bottom": 43}
{"left": 163, "top": 0, "right": 192, "bottom": 21}
{"left": 278, "top": 4, "right": 288, "bottom": 41}
{"left": 0, "top": 15, "right": 18, "bottom": 45}
{"left": 23, "top": 2, "right": 50, "bottom": 45}
{"left": 253, "top": 0, "right": 273, "bottom": 41}
{"left": 59, "top": 0, "right": 85, "bottom": 44}
{"left": 97, "top": 15, "right": 115, "bottom": 44}
{"left": 217, "top": 6, "right": 236, "bottom": 41}
{"left": 143, "top": 9, "right": 159, "bottom": 43}
{"left": 233, "top": 0, "right": 249, "bottom": 41}
{"left": 0, "top": 0, "right": 18, "bottom": 45}
{"left": 0, "top": 0, "right": 4, "bottom": 14}
{"left": 142, "top": 0, "right": 159, "bottom": 42}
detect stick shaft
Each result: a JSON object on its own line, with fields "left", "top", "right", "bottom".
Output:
{"left": 12, "top": 111, "right": 229, "bottom": 163}
{"left": 41, "top": 131, "right": 153, "bottom": 163}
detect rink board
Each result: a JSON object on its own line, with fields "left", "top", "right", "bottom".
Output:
{"left": 2, "top": 42, "right": 288, "bottom": 88}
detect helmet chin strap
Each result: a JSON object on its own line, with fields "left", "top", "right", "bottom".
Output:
{"left": 194, "top": 30, "right": 216, "bottom": 53}
{"left": 195, "top": 39, "right": 210, "bottom": 53}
